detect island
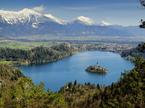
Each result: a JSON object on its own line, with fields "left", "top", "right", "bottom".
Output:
{"left": 85, "top": 64, "right": 107, "bottom": 74}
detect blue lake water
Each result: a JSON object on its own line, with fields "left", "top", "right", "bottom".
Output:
{"left": 20, "top": 51, "right": 134, "bottom": 91}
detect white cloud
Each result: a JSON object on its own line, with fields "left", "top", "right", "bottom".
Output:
{"left": 32, "top": 5, "right": 44, "bottom": 13}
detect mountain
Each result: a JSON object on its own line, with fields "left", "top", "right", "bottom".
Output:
{"left": 0, "top": 8, "right": 64, "bottom": 25}
{"left": 0, "top": 8, "right": 145, "bottom": 37}
{"left": 70, "top": 16, "right": 94, "bottom": 25}
{"left": 100, "top": 20, "right": 111, "bottom": 26}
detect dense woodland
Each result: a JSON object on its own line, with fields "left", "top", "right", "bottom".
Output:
{"left": 122, "top": 42, "right": 145, "bottom": 60}
{"left": 0, "top": 43, "right": 75, "bottom": 65}
{"left": 0, "top": 65, "right": 67, "bottom": 108}
{"left": 0, "top": 43, "right": 145, "bottom": 108}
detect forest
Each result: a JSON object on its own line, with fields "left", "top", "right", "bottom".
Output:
{"left": 0, "top": 43, "right": 75, "bottom": 65}
{"left": 0, "top": 43, "right": 145, "bottom": 108}
{"left": 122, "top": 42, "right": 145, "bottom": 61}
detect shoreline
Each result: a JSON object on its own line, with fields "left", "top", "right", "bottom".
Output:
{"left": 0, "top": 43, "right": 134, "bottom": 66}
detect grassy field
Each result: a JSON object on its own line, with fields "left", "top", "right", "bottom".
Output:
{"left": 0, "top": 35, "right": 141, "bottom": 50}
{"left": 0, "top": 40, "right": 58, "bottom": 49}
{"left": 0, "top": 60, "right": 13, "bottom": 65}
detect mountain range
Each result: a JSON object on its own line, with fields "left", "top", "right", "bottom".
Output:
{"left": 0, "top": 8, "right": 145, "bottom": 37}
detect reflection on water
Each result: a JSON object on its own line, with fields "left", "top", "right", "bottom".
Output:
{"left": 20, "top": 51, "right": 134, "bottom": 91}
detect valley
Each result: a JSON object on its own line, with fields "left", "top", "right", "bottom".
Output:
{"left": 0, "top": 38, "right": 134, "bottom": 66}
{"left": 0, "top": 42, "right": 145, "bottom": 108}
{"left": 0, "top": 39, "right": 134, "bottom": 92}
{"left": 0, "top": 1, "right": 145, "bottom": 107}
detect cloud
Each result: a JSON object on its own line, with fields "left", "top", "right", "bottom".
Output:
{"left": 32, "top": 5, "right": 45, "bottom": 13}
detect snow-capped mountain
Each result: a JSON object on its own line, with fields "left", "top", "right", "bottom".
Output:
{"left": 0, "top": 8, "right": 65, "bottom": 25}
{"left": 44, "top": 14, "right": 65, "bottom": 24}
{"left": 70, "top": 16, "right": 94, "bottom": 25}
{"left": 0, "top": 8, "right": 145, "bottom": 37}
{"left": 100, "top": 20, "right": 111, "bottom": 26}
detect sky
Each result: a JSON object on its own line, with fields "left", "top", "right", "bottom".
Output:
{"left": 0, "top": 0, "right": 144, "bottom": 26}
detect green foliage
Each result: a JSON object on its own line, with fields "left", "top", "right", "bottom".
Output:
{"left": 1, "top": 43, "right": 145, "bottom": 108}
{"left": 0, "top": 41, "right": 55, "bottom": 50}
{"left": 0, "top": 59, "right": 145, "bottom": 108}
{"left": 121, "top": 42, "right": 145, "bottom": 61}
{"left": 0, "top": 64, "right": 23, "bottom": 84}
{"left": 58, "top": 48, "right": 145, "bottom": 108}
{"left": 0, "top": 43, "right": 74, "bottom": 65}
{"left": 140, "top": 19, "right": 145, "bottom": 28}
{"left": 0, "top": 65, "right": 67, "bottom": 108}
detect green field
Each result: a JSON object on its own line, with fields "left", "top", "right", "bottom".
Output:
{"left": 0, "top": 60, "right": 13, "bottom": 65}
{"left": 0, "top": 40, "right": 58, "bottom": 49}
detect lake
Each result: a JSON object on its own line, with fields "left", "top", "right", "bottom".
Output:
{"left": 20, "top": 51, "right": 134, "bottom": 91}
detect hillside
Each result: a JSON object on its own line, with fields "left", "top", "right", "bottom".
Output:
{"left": 0, "top": 43, "right": 75, "bottom": 65}
{"left": 60, "top": 58, "right": 145, "bottom": 107}
{"left": 1, "top": 43, "right": 145, "bottom": 108}
{"left": 0, "top": 65, "right": 67, "bottom": 108}
{"left": 0, "top": 64, "right": 23, "bottom": 85}
{"left": 122, "top": 43, "right": 145, "bottom": 60}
